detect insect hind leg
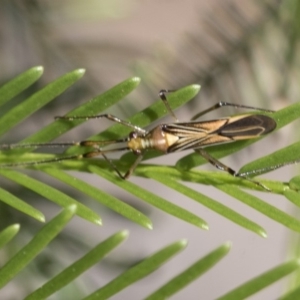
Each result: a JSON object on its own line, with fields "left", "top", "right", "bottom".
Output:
{"left": 191, "top": 102, "right": 275, "bottom": 121}
{"left": 196, "top": 148, "right": 270, "bottom": 191}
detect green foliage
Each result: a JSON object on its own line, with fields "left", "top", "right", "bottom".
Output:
{"left": 218, "top": 260, "right": 300, "bottom": 300}
{"left": 1, "top": 67, "right": 300, "bottom": 298}
{"left": 0, "top": 205, "right": 77, "bottom": 288}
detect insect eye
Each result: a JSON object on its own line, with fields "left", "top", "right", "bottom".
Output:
{"left": 133, "top": 149, "right": 142, "bottom": 155}
{"left": 129, "top": 131, "right": 138, "bottom": 139}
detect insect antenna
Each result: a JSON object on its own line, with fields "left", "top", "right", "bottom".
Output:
{"left": 0, "top": 137, "right": 131, "bottom": 169}
{"left": 0, "top": 142, "right": 79, "bottom": 150}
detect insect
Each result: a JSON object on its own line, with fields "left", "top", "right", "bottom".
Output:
{"left": 0, "top": 89, "right": 278, "bottom": 190}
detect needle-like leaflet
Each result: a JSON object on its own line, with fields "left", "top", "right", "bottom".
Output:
{"left": 0, "top": 89, "right": 280, "bottom": 190}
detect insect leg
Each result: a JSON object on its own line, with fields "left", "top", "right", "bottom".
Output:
{"left": 124, "top": 154, "right": 144, "bottom": 179}
{"left": 191, "top": 102, "right": 275, "bottom": 120}
{"left": 196, "top": 148, "right": 270, "bottom": 190}
{"left": 159, "top": 89, "right": 179, "bottom": 122}
{"left": 55, "top": 114, "right": 147, "bottom": 134}
{"left": 101, "top": 152, "right": 144, "bottom": 179}
{"left": 196, "top": 148, "right": 237, "bottom": 175}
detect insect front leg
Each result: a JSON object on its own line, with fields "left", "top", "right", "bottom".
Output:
{"left": 79, "top": 148, "right": 131, "bottom": 179}
{"left": 159, "top": 89, "right": 179, "bottom": 122}
{"left": 101, "top": 152, "right": 144, "bottom": 179}
{"left": 196, "top": 148, "right": 270, "bottom": 191}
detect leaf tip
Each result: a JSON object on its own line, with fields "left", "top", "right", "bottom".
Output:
{"left": 12, "top": 224, "right": 21, "bottom": 231}
{"left": 131, "top": 77, "right": 141, "bottom": 84}
{"left": 93, "top": 218, "right": 102, "bottom": 226}
{"left": 76, "top": 69, "right": 86, "bottom": 77}
{"left": 191, "top": 84, "right": 201, "bottom": 93}
{"left": 223, "top": 241, "right": 232, "bottom": 250}
{"left": 260, "top": 230, "right": 268, "bottom": 238}
{"left": 37, "top": 214, "right": 46, "bottom": 223}
{"left": 34, "top": 66, "right": 44, "bottom": 73}
{"left": 255, "top": 227, "right": 267, "bottom": 238}
{"left": 201, "top": 223, "right": 209, "bottom": 231}
{"left": 145, "top": 222, "right": 153, "bottom": 230}
{"left": 178, "top": 239, "right": 188, "bottom": 248}
{"left": 67, "top": 204, "right": 78, "bottom": 214}
{"left": 119, "top": 229, "right": 130, "bottom": 239}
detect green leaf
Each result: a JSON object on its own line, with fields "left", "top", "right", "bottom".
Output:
{"left": 0, "top": 66, "right": 44, "bottom": 108}
{"left": 0, "top": 69, "right": 85, "bottom": 137}
{"left": 284, "top": 189, "right": 300, "bottom": 207}
{"left": 290, "top": 176, "right": 300, "bottom": 190}
{"left": 0, "top": 205, "right": 77, "bottom": 288}
{"left": 0, "top": 224, "right": 20, "bottom": 249}
{"left": 280, "top": 285, "right": 300, "bottom": 300}
{"left": 0, "top": 186, "right": 45, "bottom": 222}
{"left": 24, "top": 230, "right": 129, "bottom": 300}
{"left": 83, "top": 239, "right": 187, "bottom": 300}
{"left": 146, "top": 169, "right": 266, "bottom": 237}
{"left": 42, "top": 168, "right": 153, "bottom": 229}
{"left": 217, "top": 260, "right": 300, "bottom": 300}
{"left": 145, "top": 242, "right": 231, "bottom": 300}
{"left": 89, "top": 166, "right": 208, "bottom": 230}
{"left": 239, "top": 140, "right": 300, "bottom": 176}
{"left": 272, "top": 100, "right": 300, "bottom": 129}
{"left": 0, "top": 169, "right": 102, "bottom": 225}
{"left": 217, "top": 185, "right": 300, "bottom": 233}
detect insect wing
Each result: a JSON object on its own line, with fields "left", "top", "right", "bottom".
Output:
{"left": 219, "top": 114, "right": 276, "bottom": 139}
{"left": 163, "top": 114, "right": 276, "bottom": 152}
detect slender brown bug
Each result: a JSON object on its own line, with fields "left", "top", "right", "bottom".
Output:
{"left": 0, "top": 89, "right": 277, "bottom": 189}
